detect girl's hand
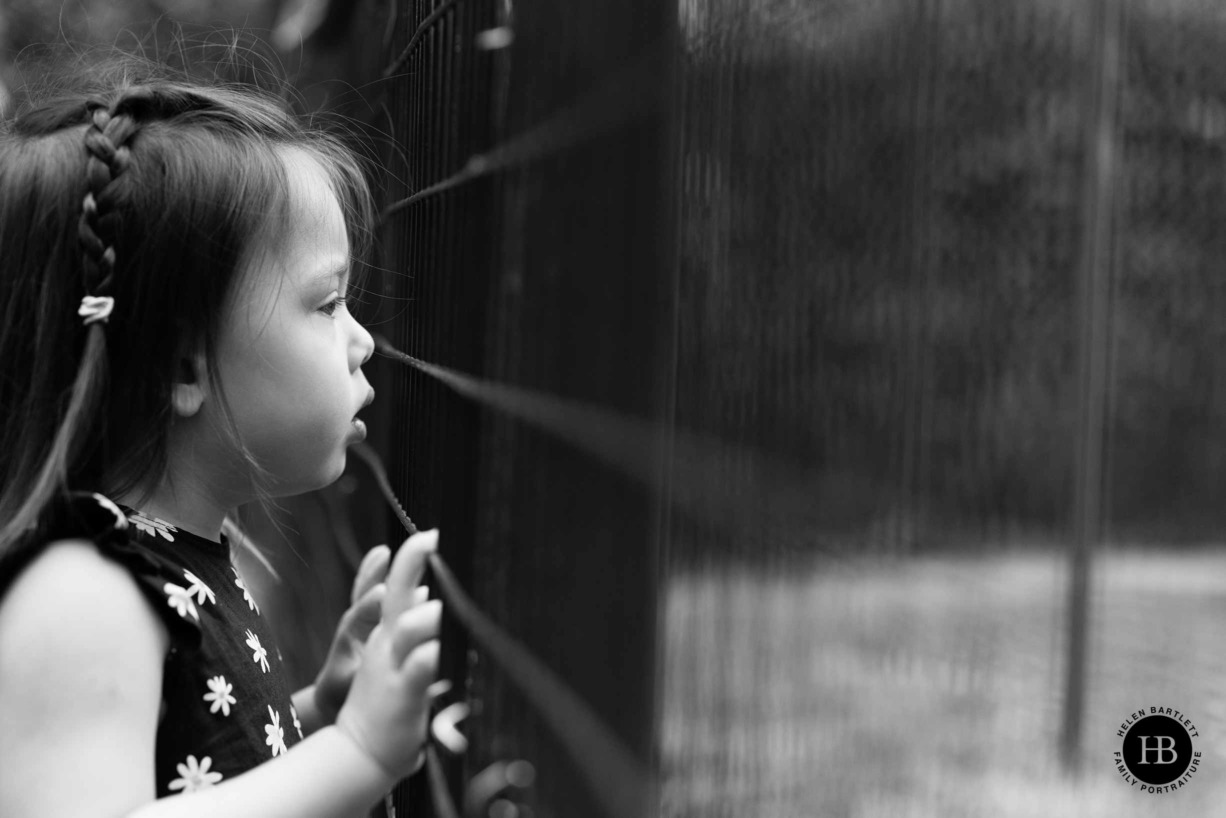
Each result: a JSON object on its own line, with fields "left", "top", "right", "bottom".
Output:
{"left": 313, "top": 544, "right": 392, "bottom": 726}
{"left": 335, "top": 529, "right": 441, "bottom": 779}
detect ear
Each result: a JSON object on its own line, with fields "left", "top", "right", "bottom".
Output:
{"left": 172, "top": 350, "right": 209, "bottom": 418}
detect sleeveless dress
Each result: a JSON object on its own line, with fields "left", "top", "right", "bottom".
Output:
{"left": 0, "top": 491, "right": 303, "bottom": 795}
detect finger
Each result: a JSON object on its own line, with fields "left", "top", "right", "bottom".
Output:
{"left": 352, "top": 545, "right": 391, "bottom": 605}
{"left": 412, "top": 585, "right": 430, "bottom": 606}
{"left": 354, "top": 545, "right": 390, "bottom": 593}
{"left": 402, "top": 638, "right": 441, "bottom": 689}
{"left": 390, "top": 600, "right": 442, "bottom": 665}
{"left": 343, "top": 582, "right": 386, "bottom": 641}
{"left": 381, "top": 529, "right": 438, "bottom": 629}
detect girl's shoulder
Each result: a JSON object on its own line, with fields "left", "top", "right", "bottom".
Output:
{"left": 0, "top": 530, "right": 170, "bottom": 817}
{"left": 0, "top": 533, "right": 172, "bottom": 661}
{"left": 0, "top": 492, "right": 205, "bottom": 647}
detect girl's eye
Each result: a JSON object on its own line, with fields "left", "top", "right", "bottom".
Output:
{"left": 320, "top": 297, "right": 347, "bottom": 317}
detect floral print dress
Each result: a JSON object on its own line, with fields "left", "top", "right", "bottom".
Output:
{"left": 0, "top": 492, "right": 302, "bottom": 795}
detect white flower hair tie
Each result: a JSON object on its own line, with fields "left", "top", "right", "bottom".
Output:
{"left": 79, "top": 295, "right": 115, "bottom": 325}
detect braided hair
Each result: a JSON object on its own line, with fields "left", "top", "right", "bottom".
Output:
{"left": 79, "top": 102, "right": 137, "bottom": 311}
{"left": 0, "top": 69, "right": 375, "bottom": 560}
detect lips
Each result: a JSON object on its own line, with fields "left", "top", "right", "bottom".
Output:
{"left": 352, "top": 388, "right": 375, "bottom": 421}
{"left": 351, "top": 388, "right": 375, "bottom": 440}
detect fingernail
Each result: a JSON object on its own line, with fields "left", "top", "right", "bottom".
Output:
{"left": 426, "top": 678, "right": 453, "bottom": 699}
{"left": 405, "top": 528, "right": 439, "bottom": 550}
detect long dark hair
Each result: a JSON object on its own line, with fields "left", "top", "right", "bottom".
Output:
{"left": 0, "top": 59, "right": 375, "bottom": 557}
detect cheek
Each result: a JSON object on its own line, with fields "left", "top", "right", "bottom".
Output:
{"left": 229, "top": 343, "right": 350, "bottom": 437}
{"left": 215, "top": 309, "right": 351, "bottom": 418}
{"left": 210, "top": 328, "right": 353, "bottom": 492}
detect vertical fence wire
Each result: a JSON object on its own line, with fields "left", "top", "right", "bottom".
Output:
{"left": 1061, "top": 0, "right": 1125, "bottom": 774}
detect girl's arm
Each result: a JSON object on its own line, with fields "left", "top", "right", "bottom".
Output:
{"left": 0, "top": 537, "right": 436, "bottom": 818}
{"left": 126, "top": 728, "right": 395, "bottom": 818}
{"left": 292, "top": 683, "right": 325, "bottom": 734}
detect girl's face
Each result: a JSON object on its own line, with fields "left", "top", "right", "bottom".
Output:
{"left": 207, "top": 148, "right": 375, "bottom": 496}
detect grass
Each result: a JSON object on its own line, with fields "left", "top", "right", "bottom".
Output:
{"left": 660, "top": 546, "right": 1226, "bottom": 817}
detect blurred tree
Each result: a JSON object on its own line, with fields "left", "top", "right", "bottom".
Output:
{"left": 676, "top": 0, "right": 1226, "bottom": 554}
{"left": 0, "top": 0, "right": 292, "bottom": 112}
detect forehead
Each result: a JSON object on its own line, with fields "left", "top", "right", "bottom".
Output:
{"left": 247, "top": 148, "right": 349, "bottom": 282}
{"left": 277, "top": 147, "right": 349, "bottom": 263}
{"left": 224, "top": 148, "right": 350, "bottom": 327}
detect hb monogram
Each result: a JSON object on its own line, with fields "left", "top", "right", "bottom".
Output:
{"left": 1136, "top": 736, "right": 1179, "bottom": 765}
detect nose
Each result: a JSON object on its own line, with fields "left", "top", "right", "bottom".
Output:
{"left": 351, "top": 314, "right": 375, "bottom": 370}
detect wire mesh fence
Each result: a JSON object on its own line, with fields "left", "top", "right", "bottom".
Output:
{"left": 351, "top": 0, "right": 1226, "bottom": 816}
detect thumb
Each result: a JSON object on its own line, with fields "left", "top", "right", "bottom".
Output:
{"left": 381, "top": 529, "right": 438, "bottom": 630}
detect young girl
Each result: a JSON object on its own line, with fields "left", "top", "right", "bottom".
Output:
{"left": 0, "top": 61, "right": 441, "bottom": 817}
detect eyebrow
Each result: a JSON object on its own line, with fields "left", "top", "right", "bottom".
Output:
{"left": 310, "top": 262, "right": 351, "bottom": 287}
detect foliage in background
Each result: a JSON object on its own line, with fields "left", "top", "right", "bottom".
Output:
{"left": 678, "top": 0, "right": 1226, "bottom": 553}
{"left": 0, "top": 0, "right": 284, "bottom": 100}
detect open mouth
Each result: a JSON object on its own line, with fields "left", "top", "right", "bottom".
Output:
{"left": 351, "top": 389, "right": 375, "bottom": 438}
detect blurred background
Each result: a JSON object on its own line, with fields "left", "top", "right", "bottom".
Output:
{"left": 8, "top": 0, "right": 1226, "bottom": 815}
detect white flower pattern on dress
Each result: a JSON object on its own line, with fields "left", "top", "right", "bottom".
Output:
{"left": 245, "top": 629, "right": 269, "bottom": 673}
{"left": 91, "top": 503, "right": 298, "bottom": 790}
{"left": 264, "top": 705, "right": 287, "bottom": 757}
{"left": 182, "top": 570, "right": 216, "bottom": 606}
{"left": 91, "top": 493, "right": 129, "bottom": 530}
{"left": 164, "top": 582, "right": 199, "bottom": 621}
{"left": 168, "top": 754, "right": 223, "bottom": 792}
{"left": 129, "top": 511, "right": 178, "bottom": 541}
{"left": 232, "top": 568, "right": 260, "bottom": 615}
{"left": 203, "top": 675, "right": 236, "bottom": 717}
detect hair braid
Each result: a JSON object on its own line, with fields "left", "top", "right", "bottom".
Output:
{"left": 0, "top": 99, "right": 147, "bottom": 552}
{"left": 78, "top": 102, "right": 142, "bottom": 304}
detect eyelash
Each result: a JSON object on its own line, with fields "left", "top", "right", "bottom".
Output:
{"left": 320, "top": 297, "right": 347, "bottom": 317}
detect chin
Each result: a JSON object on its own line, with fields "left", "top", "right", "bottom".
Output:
{"left": 321, "top": 449, "right": 350, "bottom": 487}
{"left": 305, "top": 454, "right": 347, "bottom": 492}
{"left": 269, "top": 451, "right": 348, "bottom": 497}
